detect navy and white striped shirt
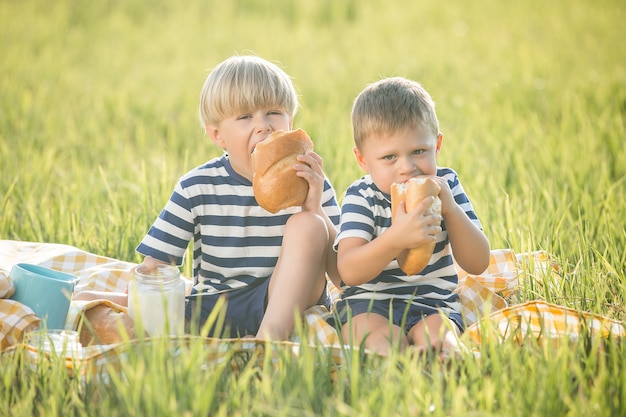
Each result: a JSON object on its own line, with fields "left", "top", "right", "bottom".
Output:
{"left": 334, "top": 167, "right": 482, "bottom": 315}
{"left": 136, "top": 154, "right": 340, "bottom": 296}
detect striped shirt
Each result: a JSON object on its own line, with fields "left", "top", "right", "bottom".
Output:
{"left": 136, "top": 154, "right": 340, "bottom": 296}
{"left": 334, "top": 167, "right": 482, "bottom": 315}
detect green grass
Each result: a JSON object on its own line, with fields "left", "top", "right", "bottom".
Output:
{"left": 1, "top": 0, "right": 625, "bottom": 415}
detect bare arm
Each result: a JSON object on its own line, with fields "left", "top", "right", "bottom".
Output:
{"left": 430, "top": 176, "right": 490, "bottom": 274}
{"left": 73, "top": 290, "right": 129, "bottom": 306}
{"left": 441, "top": 203, "right": 490, "bottom": 274}
{"left": 337, "top": 197, "right": 440, "bottom": 286}
{"left": 337, "top": 236, "right": 399, "bottom": 287}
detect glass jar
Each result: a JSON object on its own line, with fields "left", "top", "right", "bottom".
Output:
{"left": 128, "top": 264, "right": 185, "bottom": 337}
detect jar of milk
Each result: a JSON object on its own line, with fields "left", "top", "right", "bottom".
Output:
{"left": 128, "top": 264, "right": 185, "bottom": 337}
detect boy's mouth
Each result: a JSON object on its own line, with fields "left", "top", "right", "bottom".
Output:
{"left": 398, "top": 174, "right": 426, "bottom": 184}
{"left": 251, "top": 138, "right": 267, "bottom": 154}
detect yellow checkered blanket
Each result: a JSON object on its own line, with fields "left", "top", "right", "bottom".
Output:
{"left": 1, "top": 239, "right": 624, "bottom": 373}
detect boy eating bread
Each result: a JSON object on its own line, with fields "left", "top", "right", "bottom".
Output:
{"left": 134, "top": 55, "right": 340, "bottom": 340}
{"left": 334, "top": 77, "right": 490, "bottom": 356}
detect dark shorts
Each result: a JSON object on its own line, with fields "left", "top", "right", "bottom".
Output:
{"left": 185, "top": 279, "right": 331, "bottom": 338}
{"left": 334, "top": 298, "right": 464, "bottom": 334}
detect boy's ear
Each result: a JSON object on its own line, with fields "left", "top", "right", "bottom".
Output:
{"left": 353, "top": 146, "right": 369, "bottom": 172}
{"left": 435, "top": 132, "right": 443, "bottom": 157}
{"left": 206, "top": 124, "right": 226, "bottom": 149}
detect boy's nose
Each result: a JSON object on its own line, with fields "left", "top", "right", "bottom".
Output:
{"left": 399, "top": 155, "right": 416, "bottom": 174}
{"left": 255, "top": 116, "right": 272, "bottom": 133}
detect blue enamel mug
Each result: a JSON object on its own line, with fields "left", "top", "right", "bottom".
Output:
{"left": 9, "top": 263, "right": 79, "bottom": 329}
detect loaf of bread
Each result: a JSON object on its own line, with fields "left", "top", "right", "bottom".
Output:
{"left": 78, "top": 302, "right": 137, "bottom": 346}
{"left": 391, "top": 176, "right": 442, "bottom": 275}
{"left": 251, "top": 129, "right": 314, "bottom": 213}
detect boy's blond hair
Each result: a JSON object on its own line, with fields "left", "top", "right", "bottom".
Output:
{"left": 351, "top": 77, "right": 439, "bottom": 149}
{"left": 199, "top": 55, "right": 299, "bottom": 127}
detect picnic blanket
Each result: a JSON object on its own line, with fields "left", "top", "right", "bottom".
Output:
{"left": 1, "top": 240, "right": 624, "bottom": 375}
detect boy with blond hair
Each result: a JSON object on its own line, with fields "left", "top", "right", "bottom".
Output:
{"left": 135, "top": 55, "right": 341, "bottom": 340}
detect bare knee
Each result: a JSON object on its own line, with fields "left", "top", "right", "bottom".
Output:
{"left": 285, "top": 211, "right": 328, "bottom": 240}
{"left": 408, "top": 314, "right": 461, "bottom": 353}
{"left": 342, "top": 314, "right": 408, "bottom": 356}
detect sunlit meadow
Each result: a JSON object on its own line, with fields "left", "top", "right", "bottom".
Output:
{"left": 1, "top": 0, "right": 625, "bottom": 415}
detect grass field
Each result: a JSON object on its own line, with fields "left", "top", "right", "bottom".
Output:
{"left": 1, "top": 0, "right": 625, "bottom": 415}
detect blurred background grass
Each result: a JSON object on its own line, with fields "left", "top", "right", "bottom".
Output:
{"left": 1, "top": 0, "right": 625, "bottom": 314}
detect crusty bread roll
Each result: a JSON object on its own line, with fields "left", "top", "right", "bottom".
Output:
{"left": 391, "top": 176, "right": 442, "bottom": 275}
{"left": 251, "top": 129, "right": 314, "bottom": 213}
{"left": 78, "top": 302, "right": 137, "bottom": 346}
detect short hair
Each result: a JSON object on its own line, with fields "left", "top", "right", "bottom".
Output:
{"left": 351, "top": 77, "right": 439, "bottom": 149}
{"left": 199, "top": 55, "right": 299, "bottom": 127}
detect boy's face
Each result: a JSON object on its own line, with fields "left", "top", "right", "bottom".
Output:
{"left": 353, "top": 127, "right": 442, "bottom": 195}
{"left": 205, "top": 108, "right": 292, "bottom": 181}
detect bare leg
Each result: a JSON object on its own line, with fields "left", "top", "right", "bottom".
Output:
{"left": 341, "top": 312, "right": 407, "bottom": 356}
{"left": 256, "top": 211, "right": 331, "bottom": 340}
{"left": 407, "top": 313, "right": 462, "bottom": 357}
